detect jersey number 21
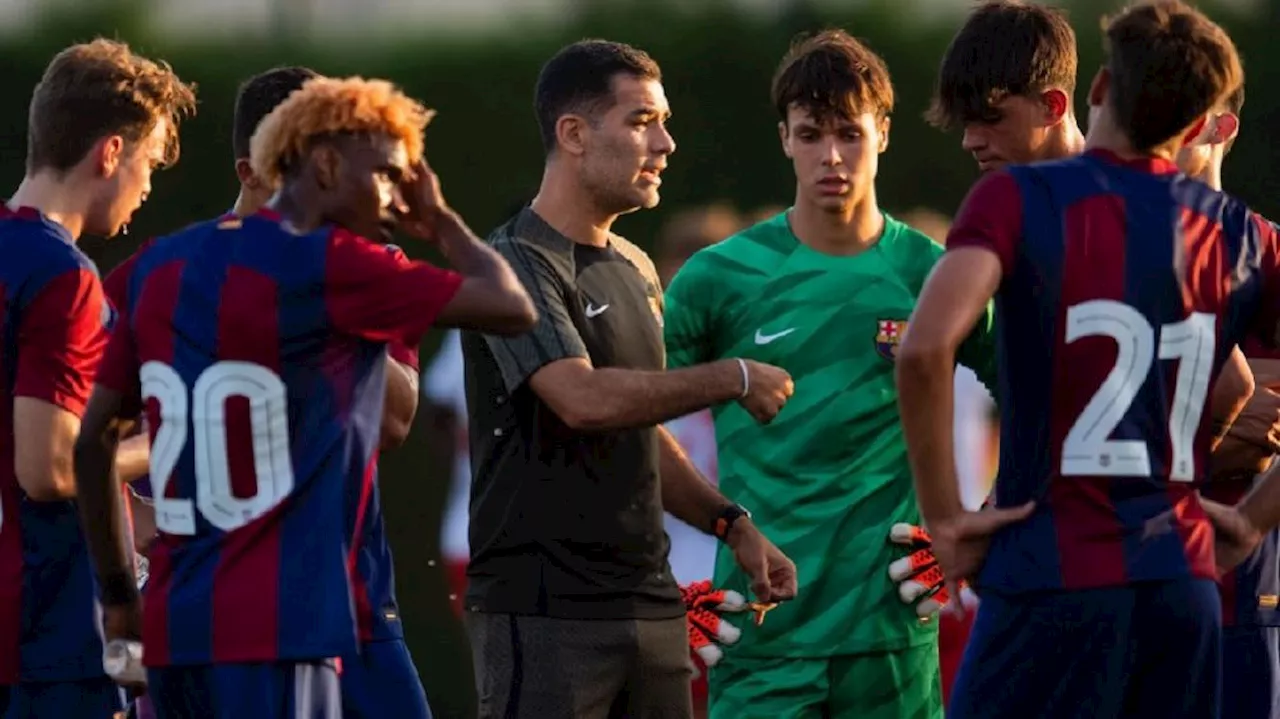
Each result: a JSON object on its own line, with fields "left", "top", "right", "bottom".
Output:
{"left": 1061, "top": 299, "right": 1215, "bottom": 483}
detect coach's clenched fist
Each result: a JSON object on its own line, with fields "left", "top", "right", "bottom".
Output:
{"left": 736, "top": 360, "right": 795, "bottom": 424}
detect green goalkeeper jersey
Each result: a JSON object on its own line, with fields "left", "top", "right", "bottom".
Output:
{"left": 664, "top": 210, "right": 994, "bottom": 658}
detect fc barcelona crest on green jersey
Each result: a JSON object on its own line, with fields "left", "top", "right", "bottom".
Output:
{"left": 875, "top": 319, "right": 908, "bottom": 361}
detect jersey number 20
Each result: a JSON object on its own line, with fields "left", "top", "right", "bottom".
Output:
{"left": 141, "top": 360, "right": 294, "bottom": 535}
{"left": 1062, "top": 300, "right": 1215, "bottom": 482}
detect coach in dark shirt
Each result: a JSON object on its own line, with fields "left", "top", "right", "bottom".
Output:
{"left": 462, "top": 40, "right": 798, "bottom": 719}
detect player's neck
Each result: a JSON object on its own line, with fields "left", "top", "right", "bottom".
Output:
{"left": 530, "top": 164, "right": 617, "bottom": 248}
{"left": 270, "top": 185, "right": 328, "bottom": 235}
{"left": 1047, "top": 117, "right": 1086, "bottom": 161}
{"left": 7, "top": 170, "right": 91, "bottom": 241}
{"left": 789, "top": 192, "right": 884, "bottom": 257}
{"left": 1083, "top": 111, "right": 1178, "bottom": 165}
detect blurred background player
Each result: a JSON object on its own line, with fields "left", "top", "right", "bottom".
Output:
{"left": 0, "top": 39, "right": 195, "bottom": 719}
{"left": 899, "top": 3, "right": 1259, "bottom": 716}
{"left": 663, "top": 29, "right": 994, "bottom": 719}
{"left": 1179, "top": 85, "right": 1280, "bottom": 719}
{"left": 73, "top": 75, "right": 535, "bottom": 719}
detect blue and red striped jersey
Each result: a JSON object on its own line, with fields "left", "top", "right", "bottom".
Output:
{"left": 947, "top": 149, "right": 1280, "bottom": 593}
{"left": 0, "top": 204, "right": 112, "bottom": 683}
{"left": 347, "top": 338, "right": 418, "bottom": 644}
{"left": 96, "top": 209, "right": 461, "bottom": 666}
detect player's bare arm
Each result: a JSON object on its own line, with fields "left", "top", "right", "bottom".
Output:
{"left": 530, "top": 357, "right": 792, "bottom": 432}
{"left": 1209, "top": 347, "right": 1256, "bottom": 442}
{"left": 897, "top": 246, "right": 1033, "bottom": 610}
{"left": 72, "top": 386, "right": 141, "bottom": 634}
{"left": 381, "top": 356, "right": 419, "bottom": 449}
{"left": 13, "top": 398, "right": 81, "bottom": 501}
{"left": 399, "top": 160, "right": 536, "bottom": 335}
{"left": 657, "top": 426, "right": 797, "bottom": 602}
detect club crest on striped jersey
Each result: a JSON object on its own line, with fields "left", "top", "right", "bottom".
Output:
{"left": 875, "top": 319, "right": 908, "bottom": 361}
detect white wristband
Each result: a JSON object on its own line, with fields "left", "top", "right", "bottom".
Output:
{"left": 736, "top": 358, "right": 750, "bottom": 399}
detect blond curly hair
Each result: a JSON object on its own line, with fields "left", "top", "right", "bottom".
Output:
{"left": 250, "top": 76, "right": 434, "bottom": 185}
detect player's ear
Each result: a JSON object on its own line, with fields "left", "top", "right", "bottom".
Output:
{"left": 555, "top": 114, "right": 589, "bottom": 157}
{"left": 876, "top": 116, "right": 891, "bottom": 154}
{"left": 778, "top": 121, "right": 792, "bottom": 159}
{"left": 97, "top": 135, "right": 126, "bottom": 178}
{"left": 1087, "top": 68, "right": 1110, "bottom": 109}
{"left": 311, "top": 144, "right": 341, "bottom": 191}
{"left": 1213, "top": 113, "right": 1240, "bottom": 145}
{"left": 1040, "top": 89, "right": 1069, "bottom": 126}
{"left": 234, "top": 158, "right": 259, "bottom": 189}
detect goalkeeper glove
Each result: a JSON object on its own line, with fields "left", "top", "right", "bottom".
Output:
{"left": 887, "top": 523, "right": 979, "bottom": 617}
{"left": 681, "top": 580, "right": 749, "bottom": 670}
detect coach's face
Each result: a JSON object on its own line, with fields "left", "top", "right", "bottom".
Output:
{"left": 960, "top": 94, "right": 1058, "bottom": 172}
{"left": 326, "top": 133, "right": 409, "bottom": 242}
{"left": 580, "top": 74, "right": 675, "bottom": 215}
{"left": 780, "top": 105, "right": 888, "bottom": 214}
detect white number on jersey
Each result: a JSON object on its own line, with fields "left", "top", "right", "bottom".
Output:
{"left": 1061, "top": 300, "right": 1215, "bottom": 482}
{"left": 141, "top": 361, "right": 295, "bottom": 535}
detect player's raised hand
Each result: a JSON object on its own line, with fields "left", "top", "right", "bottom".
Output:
{"left": 929, "top": 501, "right": 1035, "bottom": 619}
{"left": 727, "top": 518, "right": 798, "bottom": 602}
{"left": 1202, "top": 497, "right": 1265, "bottom": 574}
{"left": 737, "top": 360, "right": 794, "bottom": 424}
{"left": 396, "top": 158, "right": 452, "bottom": 242}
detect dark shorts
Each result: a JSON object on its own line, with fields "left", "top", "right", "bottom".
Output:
{"left": 340, "top": 639, "right": 432, "bottom": 719}
{"left": 466, "top": 612, "right": 692, "bottom": 719}
{"left": 949, "top": 579, "right": 1220, "bottom": 719}
{"left": 1222, "top": 625, "right": 1280, "bottom": 719}
{"left": 3, "top": 676, "right": 124, "bottom": 719}
{"left": 146, "top": 660, "right": 341, "bottom": 719}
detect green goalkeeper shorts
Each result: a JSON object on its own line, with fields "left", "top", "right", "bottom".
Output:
{"left": 707, "top": 643, "right": 942, "bottom": 719}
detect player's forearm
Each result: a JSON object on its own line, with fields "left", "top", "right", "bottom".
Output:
{"left": 896, "top": 350, "right": 965, "bottom": 526}
{"left": 434, "top": 210, "right": 536, "bottom": 334}
{"left": 114, "top": 434, "right": 150, "bottom": 485}
{"left": 73, "top": 421, "right": 138, "bottom": 605}
{"left": 657, "top": 426, "right": 730, "bottom": 534}
{"left": 560, "top": 361, "right": 743, "bottom": 432}
{"left": 1210, "top": 347, "right": 1255, "bottom": 447}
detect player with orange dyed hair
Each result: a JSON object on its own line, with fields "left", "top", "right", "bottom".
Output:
{"left": 76, "top": 75, "right": 533, "bottom": 719}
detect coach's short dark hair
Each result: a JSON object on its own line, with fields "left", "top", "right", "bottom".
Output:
{"left": 927, "top": 1, "right": 1076, "bottom": 130}
{"left": 534, "top": 39, "right": 662, "bottom": 154}
{"left": 1103, "top": 1, "right": 1243, "bottom": 152}
{"left": 233, "top": 66, "right": 319, "bottom": 160}
{"left": 772, "top": 29, "right": 894, "bottom": 125}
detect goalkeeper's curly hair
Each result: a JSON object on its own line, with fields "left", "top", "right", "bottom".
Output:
{"left": 249, "top": 76, "right": 435, "bottom": 185}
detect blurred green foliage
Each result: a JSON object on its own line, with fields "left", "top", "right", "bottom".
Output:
{"left": 2, "top": 1, "right": 1275, "bottom": 716}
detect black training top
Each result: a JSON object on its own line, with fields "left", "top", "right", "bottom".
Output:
{"left": 461, "top": 207, "right": 683, "bottom": 620}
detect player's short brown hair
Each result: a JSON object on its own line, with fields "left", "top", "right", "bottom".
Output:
{"left": 926, "top": 1, "right": 1076, "bottom": 130}
{"left": 250, "top": 76, "right": 434, "bottom": 186}
{"left": 26, "top": 39, "right": 197, "bottom": 174}
{"left": 1102, "top": 0, "right": 1243, "bottom": 152}
{"left": 772, "top": 29, "right": 894, "bottom": 124}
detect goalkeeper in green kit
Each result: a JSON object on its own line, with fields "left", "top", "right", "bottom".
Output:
{"left": 664, "top": 30, "right": 995, "bottom": 719}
